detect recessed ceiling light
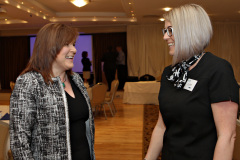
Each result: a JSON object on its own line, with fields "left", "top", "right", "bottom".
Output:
{"left": 16, "top": 5, "right": 21, "bottom": 9}
{"left": 163, "top": 7, "right": 171, "bottom": 11}
{"left": 0, "top": 7, "right": 7, "bottom": 13}
{"left": 130, "top": 17, "right": 137, "bottom": 22}
{"left": 92, "top": 17, "right": 97, "bottom": 21}
{"left": 4, "top": 0, "right": 9, "bottom": 4}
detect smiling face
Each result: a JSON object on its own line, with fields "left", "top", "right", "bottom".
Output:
{"left": 163, "top": 20, "right": 175, "bottom": 56}
{"left": 52, "top": 42, "right": 77, "bottom": 74}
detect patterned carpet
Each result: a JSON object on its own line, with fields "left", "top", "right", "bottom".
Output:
{"left": 143, "top": 104, "right": 162, "bottom": 160}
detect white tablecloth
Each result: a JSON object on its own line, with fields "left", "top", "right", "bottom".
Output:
{"left": 123, "top": 81, "right": 160, "bottom": 105}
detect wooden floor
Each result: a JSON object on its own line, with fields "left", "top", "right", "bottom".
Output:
{"left": 0, "top": 91, "right": 145, "bottom": 159}
{"left": 94, "top": 96, "right": 144, "bottom": 160}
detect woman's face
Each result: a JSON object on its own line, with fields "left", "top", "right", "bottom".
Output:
{"left": 163, "top": 20, "right": 175, "bottom": 56}
{"left": 52, "top": 42, "right": 77, "bottom": 72}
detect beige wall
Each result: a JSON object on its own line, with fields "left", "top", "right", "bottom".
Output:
{"left": 0, "top": 25, "right": 127, "bottom": 36}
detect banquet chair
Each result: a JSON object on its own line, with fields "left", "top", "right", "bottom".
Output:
{"left": 10, "top": 81, "right": 15, "bottom": 91}
{"left": 0, "top": 121, "right": 9, "bottom": 160}
{"left": 104, "top": 80, "right": 119, "bottom": 115}
{"left": 233, "top": 119, "right": 240, "bottom": 160}
{"left": 91, "top": 83, "right": 112, "bottom": 119}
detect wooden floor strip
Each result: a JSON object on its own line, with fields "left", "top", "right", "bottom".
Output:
{"left": 94, "top": 98, "right": 144, "bottom": 160}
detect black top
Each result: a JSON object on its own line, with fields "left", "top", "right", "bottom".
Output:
{"left": 81, "top": 57, "right": 91, "bottom": 71}
{"left": 66, "top": 78, "right": 91, "bottom": 160}
{"left": 159, "top": 52, "right": 239, "bottom": 160}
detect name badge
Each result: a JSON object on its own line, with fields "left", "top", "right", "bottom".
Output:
{"left": 183, "top": 78, "right": 198, "bottom": 91}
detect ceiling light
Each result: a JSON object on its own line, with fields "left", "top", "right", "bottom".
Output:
{"left": 0, "top": 6, "right": 7, "bottom": 13}
{"left": 4, "top": 1, "right": 9, "bottom": 4}
{"left": 159, "top": 18, "right": 165, "bottom": 21}
{"left": 112, "top": 17, "right": 117, "bottom": 21}
{"left": 92, "top": 16, "right": 97, "bottom": 21}
{"left": 163, "top": 7, "right": 171, "bottom": 11}
{"left": 130, "top": 17, "right": 136, "bottom": 22}
{"left": 69, "top": 0, "right": 90, "bottom": 7}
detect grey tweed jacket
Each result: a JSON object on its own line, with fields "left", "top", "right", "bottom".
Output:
{"left": 10, "top": 71, "right": 95, "bottom": 160}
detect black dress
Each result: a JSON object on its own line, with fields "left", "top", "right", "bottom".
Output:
{"left": 66, "top": 78, "right": 91, "bottom": 160}
{"left": 159, "top": 52, "right": 239, "bottom": 160}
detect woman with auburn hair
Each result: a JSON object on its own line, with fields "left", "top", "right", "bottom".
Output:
{"left": 10, "top": 23, "right": 95, "bottom": 160}
{"left": 144, "top": 4, "right": 239, "bottom": 160}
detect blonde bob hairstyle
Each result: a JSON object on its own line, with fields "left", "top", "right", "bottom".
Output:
{"left": 163, "top": 4, "right": 213, "bottom": 65}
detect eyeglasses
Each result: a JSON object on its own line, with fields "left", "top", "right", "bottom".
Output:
{"left": 162, "top": 27, "right": 173, "bottom": 37}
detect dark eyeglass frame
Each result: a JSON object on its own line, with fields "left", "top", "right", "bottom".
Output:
{"left": 162, "top": 27, "right": 173, "bottom": 37}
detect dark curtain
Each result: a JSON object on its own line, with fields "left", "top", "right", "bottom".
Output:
{"left": 0, "top": 33, "right": 126, "bottom": 89}
{"left": 0, "top": 36, "right": 30, "bottom": 89}
{"left": 92, "top": 32, "right": 127, "bottom": 83}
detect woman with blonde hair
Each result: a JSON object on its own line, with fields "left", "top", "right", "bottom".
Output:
{"left": 144, "top": 4, "right": 239, "bottom": 160}
{"left": 10, "top": 23, "right": 95, "bottom": 160}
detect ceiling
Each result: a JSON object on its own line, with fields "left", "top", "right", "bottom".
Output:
{"left": 0, "top": 0, "right": 240, "bottom": 32}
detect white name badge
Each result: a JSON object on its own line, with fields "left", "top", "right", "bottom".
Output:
{"left": 183, "top": 78, "right": 198, "bottom": 91}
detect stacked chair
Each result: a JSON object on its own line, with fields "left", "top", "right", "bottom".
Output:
{"left": 91, "top": 83, "right": 112, "bottom": 119}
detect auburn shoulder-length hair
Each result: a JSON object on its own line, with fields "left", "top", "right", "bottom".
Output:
{"left": 163, "top": 4, "right": 213, "bottom": 65}
{"left": 21, "top": 23, "right": 79, "bottom": 84}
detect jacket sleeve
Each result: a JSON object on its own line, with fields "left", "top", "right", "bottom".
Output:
{"left": 10, "top": 74, "right": 37, "bottom": 160}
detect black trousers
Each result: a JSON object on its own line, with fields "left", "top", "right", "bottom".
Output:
{"left": 104, "top": 68, "right": 116, "bottom": 91}
{"left": 117, "top": 65, "right": 127, "bottom": 89}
